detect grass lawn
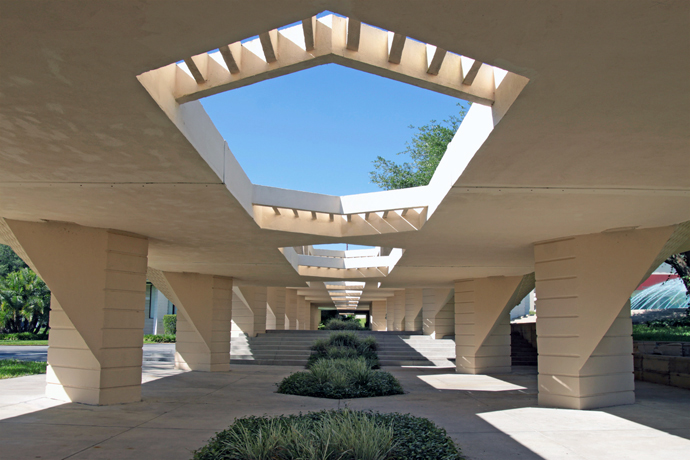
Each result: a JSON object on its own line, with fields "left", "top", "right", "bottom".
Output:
{"left": 0, "top": 359, "right": 47, "bottom": 379}
{"left": 632, "top": 324, "right": 690, "bottom": 342}
{"left": 0, "top": 340, "right": 49, "bottom": 346}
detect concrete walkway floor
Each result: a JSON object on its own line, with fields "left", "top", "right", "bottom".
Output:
{"left": 1, "top": 363, "right": 689, "bottom": 460}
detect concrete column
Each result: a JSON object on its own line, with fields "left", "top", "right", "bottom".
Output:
{"left": 296, "top": 295, "right": 310, "bottom": 330}
{"left": 147, "top": 270, "right": 233, "bottom": 372}
{"left": 404, "top": 288, "right": 423, "bottom": 332}
{"left": 231, "top": 287, "right": 254, "bottom": 336}
{"left": 393, "top": 290, "right": 406, "bottom": 331}
{"left": 422, "top": 288, "right": 454, "bottom": 338}
{"left": 151, "top": 286, "right": 169, "bottom": 335}
{"left": 0, "top": 219, "right": 148, "bottom": 405}
{"left": 285, "top": 289, "right": 298, "bottom": 330}
{"left": 267, "top": 287, "right": 286, "bottom": 330}
{"left": 455, "top": 274, "right": 534, "bottom": 374}
{"left": 534, "top": 225, "right": 686, "bottom": 409}
{"left": 239, "top": 286, "right": 267, "bottom": 336}
{"left": 386, "top": 298, "right": 394, "bottom": 331}
{"left": 310, "top": 305, "right": 321, "bottom": 330}
{"left": 371, "top": 300, "right": 387, "bottom": 331}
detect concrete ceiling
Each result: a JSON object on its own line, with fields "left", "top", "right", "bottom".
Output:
{"left": 1, "top": 1, "right": 688, "bottom": 292}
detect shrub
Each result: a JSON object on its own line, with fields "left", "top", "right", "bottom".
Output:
{"left": 192, "top": 409, "right": 464, "bottom": 460}
{"left": 307, "top": 332, "right": 379, "bottom": 369}
{"left": 322, "top": 317, "right": 367, "bottom": 330}
{"left": 144, "top": 334, "right": 176, "bottom": 343}
{"left": 0, "top": 332, "right": 48, "bottom": 341}
{"left": 163, "top": 314, "right": 176, "bottom": 335}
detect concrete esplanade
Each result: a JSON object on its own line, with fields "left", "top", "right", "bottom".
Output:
{"left": 1, "top": 1, "right": 688, "bottom": 412}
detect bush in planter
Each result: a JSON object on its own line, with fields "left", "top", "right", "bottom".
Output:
{"left": 144, "top": 334, "right": 176, "bottom": 343}
{"left": 163, "top": 314, "right": 176, "bottom": 335}
{"left": 322, "top": 317, "right": 367, "bottom": 330}
{"left": 277, "top": 357, "right": 404, "bottom": 399}
{"left": 308, "top": 332, "right": 379, "bottom": 369}
{"left": 192, "top": 409, "right": 464, "bottom": 460}
{"left": 0, "top": 332, "right": 48, "bottom": 341}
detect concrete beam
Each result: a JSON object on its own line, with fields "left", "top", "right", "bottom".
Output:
{"left": 462, "top": 59, "right": 483, "bottom": 85}
{"left": 183, "top": 57, "right": 206, "bottom": 83}
{"left": 218, "top": 45, "right": 240, "bottom": 74}
{"left": 426, "top": 46, "right": 446, "bottom": 75}
{"left": 302, "top": 17, "right": 315, "bottom": 51}
{"left": 259, "top": 32, "right": 277, "bottom": 63}
{"left": 388, "top": 33, "right": 406, "bottom": 64}
{"left": 346, "top": 18, "right": 361, "bottom": 51}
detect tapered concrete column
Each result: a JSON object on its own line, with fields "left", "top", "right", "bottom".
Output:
{"left": 386, "top": 299, "right": 395, "bottom": 331}
{"left": 267, "top": 287, "right": 286, "bottom": 330}
{"left": 0, "top": 219, "right": 148, "bottom": 405}
{"left": 455, "top": 274, "right": 534, "bottom": 374}
{"left": 371, "top": 300, "right": 387, "bottom": 331}
{"left": 296, "top": 295, "right": 310, "bottom": 330}
{"left": 422, "top": 288, "right": 454, "bottom": 338}
{"left": 393, "top": 290, "right": 406, "bottom": 331}
{"left": 405, "top": 288, "right": 423, "bottom": 332}
{"left": 239, "top": 286, "right": 267, "bottom": 336}
{"left": 147, "top": 270, "right": 233, "bottom": 372}
{"left": 285, "top": 289, "right": 298, "bottom": 330}
{"left": 310, "top": 305, "right": 321, "bottom": 330}
{"left": 534, "top": 225, "right": 688, "bottom": 409}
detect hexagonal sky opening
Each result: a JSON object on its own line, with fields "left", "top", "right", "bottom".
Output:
{"left": 199, "top": 63, "right": 468, "bottom": 196}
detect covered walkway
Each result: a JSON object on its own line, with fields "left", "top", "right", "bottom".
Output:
{"left": 1, "top": 365, "right": 689, "bottom": 459}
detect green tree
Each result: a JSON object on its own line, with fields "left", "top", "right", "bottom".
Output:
{"left": 0, "top": 244, "right": 28, "bottom": 278}
{"left": 369, "top": 105, "right": 467, "bottom": 190}
{"left": 0, "top": 268, "right": 51, "bottom": 334}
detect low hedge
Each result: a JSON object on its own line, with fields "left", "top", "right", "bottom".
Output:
{"left": 0, "top": 332, "right": 48, "bottom": 341}
{"left": 307, "top": 331, "right": 379, "bottom": 369}
{"left": 192, "top": 409, "right": 464, "bottom": 460}
{"left": 277, "top": 357, "right": 403, "bottom": 399}
{"left": 321, "top": 317, "right": 367, "bottom": 330}
{"left": 144, "top": 334, "right": 176, "bottom": 343}
{"left": 163, "top": 314, "right": 177, "bottom": 335}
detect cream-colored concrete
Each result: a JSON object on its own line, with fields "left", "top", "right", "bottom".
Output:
{"left": 267, "top": 287, "right": 286, "bottom": 330}
{"left": 296, "top": 296, "right": 310, "bottom": 330}
{"left": 231, "top": 288, "right": 254, "bottom": 337}
{"left": 404, "top": 288, "right": 423, "bottom": 332}
{"left": 147, "top": 270, "right": 232, "bottom": 372}
{"left": 238, "top": 286, "right": 267, "bottom": 336}
{"left": 392, "top": 290, "right": 406, "bottom": 331}
{"left": 0, "top": 219, "right": 148, "bottom": 405}
{"left": 371, "top": 300, "right": 387, "bottom": 331}
{"left": 455, "top": 274, "right": 534, "bottom": 374}
{"left": 422, "top": 288, "right": 454, "bottom": 339}
{"left": 285, "top": 289, "right": 298, "bottom": 330}
{"left": 310, "top": 305, "right": 321, "bottom": 330}
{"left": 534, "top": 225, "right": 689, "bottom": 409}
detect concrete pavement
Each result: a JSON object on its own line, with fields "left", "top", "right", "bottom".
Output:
{"left": 1, "top": 363, "right": 689, "bottom": 460}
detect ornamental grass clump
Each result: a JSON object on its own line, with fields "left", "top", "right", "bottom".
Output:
{"left": 277, "top": 332, "right": 403, "bottom": 399}
{"left": 192, "top": 409, "right": 464, "bottom": 460}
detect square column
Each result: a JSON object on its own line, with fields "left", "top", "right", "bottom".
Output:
{"left": 310, "top": 305, "right": 321, "bottom": 330}
{"left": 455, "top": 274, "right": 534, "bottom": 374}
{"left": 296, "top": 295, "right": 310, "bottom": 330}
{"left": 267, "top": 287, "right": 286, "bottom": 330}
{"left": 238, "top": 286, "right": 267, "bottom": 336}
{"left": 148, "top": 270, "right": 233, "bottom": 372}
{"left": 0, "top": 219, "right": 148, "bottom": 405}
{"left": 285, "top": 289, "right": 298, "bottom": 330}
{"left": 392, "top": 290, "right": 405, "bottom": 331}
{"left": 405, "top": 288, "right": 423, "bottom": 332}
{"left": 534, "top": 226, "right": 683, "bottom": 409}
{"left": 371, "top": 300, "right": 387, "bottom": 331}
{"left": 422, "top": 288, "right": 454, "bottom": 339}
{"left": 386, "top": 298, "right": 395, "bottom": 331}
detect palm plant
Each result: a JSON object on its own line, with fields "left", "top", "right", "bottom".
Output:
{"left": 0, "top": 268, "right": 51, "bottom": 334}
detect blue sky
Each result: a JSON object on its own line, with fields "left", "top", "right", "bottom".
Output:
{"left": 200, "top": 63, "right": 467, "bottom": 196}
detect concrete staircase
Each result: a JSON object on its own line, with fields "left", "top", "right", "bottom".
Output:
{"left": 230, "top": 330, "right": 456, "bottom": 367}
{"left": 510, "top": 331, "right": 538, "bottom": 366}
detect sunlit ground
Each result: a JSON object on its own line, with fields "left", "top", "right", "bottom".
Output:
{"left": 418, "top": 373, "right": 528, "bottom": 391}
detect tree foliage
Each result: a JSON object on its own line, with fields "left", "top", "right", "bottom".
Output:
{"left": 0, "top": 268, "right": 51, "bottom": 334}
{"left": 369, "top": 106, "right": 467, "bottom": 190}
{"left": 0, "top": 244, "right": 28, "bottom": 278}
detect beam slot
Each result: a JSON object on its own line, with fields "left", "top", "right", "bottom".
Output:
{"left": 259, "top": 32, "right": 277, "bottom": 63}
{"left": 183, "top": 58, "right": 205, "bottom": 83}
{"left": 427, "top": 47, "right": 446, "bottom": 75}
{"left": 347, "top": 19, "right": 361, "bottom": 51}
{"left": 302, "top": 18, "right": 315, "bottom": 51}
{"left": 218, "top": 45, "right": 240, "bottom": 74}
{"left": 388, "top": 33, "right": 406, "bottom": 64}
